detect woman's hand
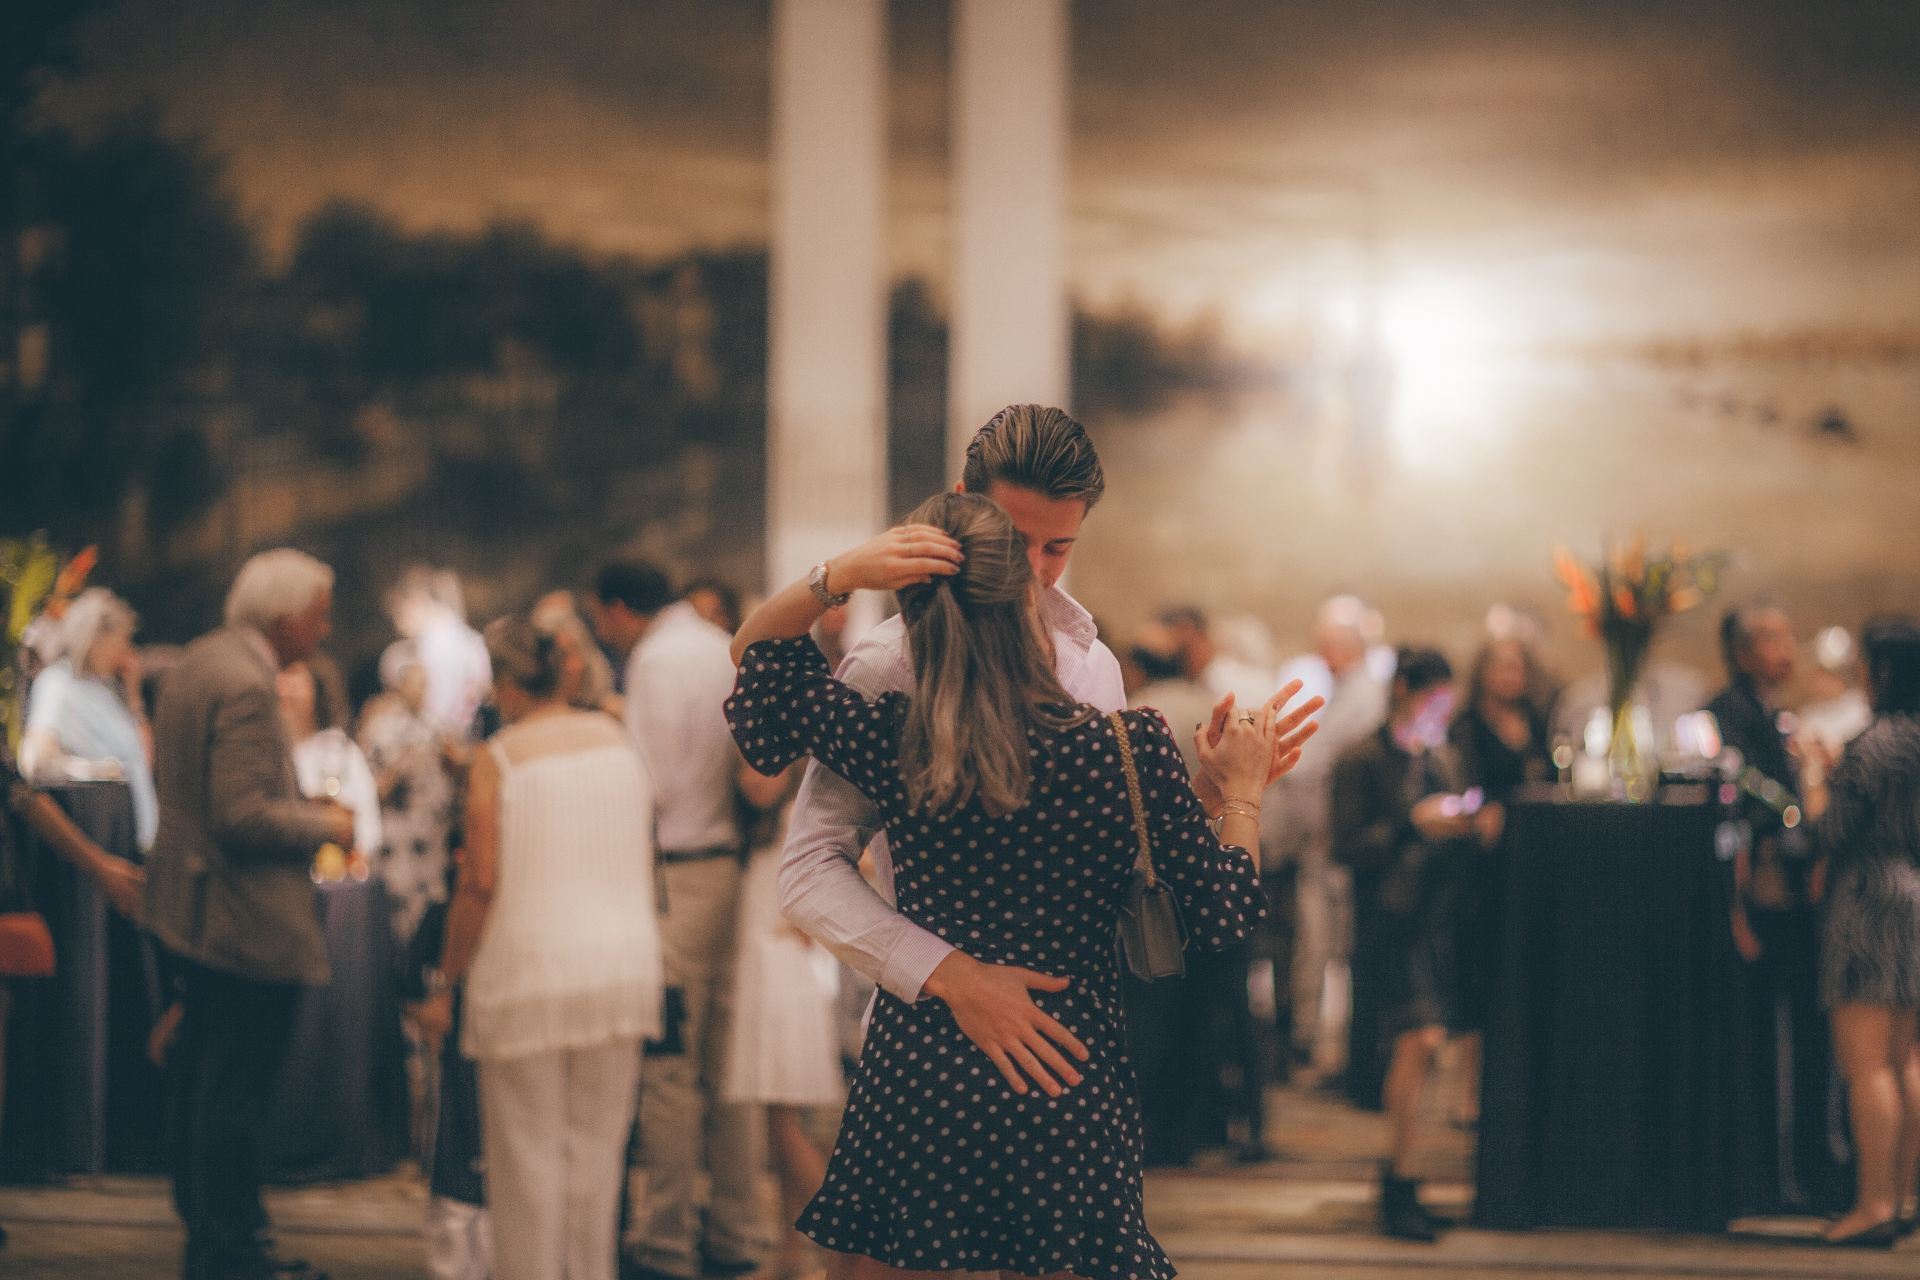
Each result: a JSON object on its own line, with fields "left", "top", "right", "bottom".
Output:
{"left": 96, "top": 855, "right": 145, "bottom": 920}
{"left": 1197, "top": 693, "right": 1277, "bottom": 799}
{"left": 732, "top": 522, "right": 962, "bottom": 666}
{"left": 827, "top": 524, "right": 964, "bottom": 594}
{"left": 1193, "top": 684, "right": 1325, "bottom": 806}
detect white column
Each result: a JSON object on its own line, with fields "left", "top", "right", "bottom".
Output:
{"left": 768, "top": 0, "right": 888, "bottom": 591}
{"left": 947, "top": 0, "right": 1071, "bottom": 477}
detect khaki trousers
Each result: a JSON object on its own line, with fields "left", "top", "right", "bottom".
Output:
{"left": 632, "top": 855, "right": 766, "bottom": 1276}
{"left": 479, "top": 1039, "right": 641, "bottom": 1280}
{"left": 1292, "top": 829, "right": 1353, "bottom": 1061}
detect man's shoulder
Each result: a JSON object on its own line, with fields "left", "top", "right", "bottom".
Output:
{"left": 1086, "top": 632, "right": 1123, "bottom": 673}
{"left": 641, "top": 605, "right": 731, "bottom": 661}
{"left": 840, "top": 616, "right": 912, "bottom": 694}
{"left": 633, "top": 625, "right": 728, "bottom": 696}
{"left": 176, "top": 630, "right": 269, "bottom": 694}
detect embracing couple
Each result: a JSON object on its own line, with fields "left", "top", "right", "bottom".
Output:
{"left": 724, "top": 405, "right": 1322, "bottom": 1280}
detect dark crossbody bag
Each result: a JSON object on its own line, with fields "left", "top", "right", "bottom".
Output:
{"left": 1109, "top": 712, "right": 1188, "bottom": 982}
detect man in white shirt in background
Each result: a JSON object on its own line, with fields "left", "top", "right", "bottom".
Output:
{"left": 1267, "top": 595, "right": 1391, "bottom": 1074}
{"left": 781, "top": 405, "right": 1149, "bottom": 1098}
{"left": 590, "top": 564, "right": 766, "bottom": 1280}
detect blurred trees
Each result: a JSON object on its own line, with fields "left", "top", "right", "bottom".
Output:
{"left": 29, "top": 122, "right": 251, "bottom": 533}
{"left": 2, "top": 120, "right": 248, "bottom": 553}
{"left": 6, "top": 5, "right": 244, "bottom": 558}
{"left": 2, "top": 50, "right": 1246, "bottom": 663}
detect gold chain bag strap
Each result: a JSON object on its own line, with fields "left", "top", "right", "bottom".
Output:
{"left": 1109, "top": 712, "right": 1188, "bottom": 982}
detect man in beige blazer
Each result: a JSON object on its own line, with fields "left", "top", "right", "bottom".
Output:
{"left": 144, "top": 549, "right": 354, "bottom": 1280}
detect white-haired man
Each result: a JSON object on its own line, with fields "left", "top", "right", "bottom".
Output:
{"left": 145, "top": 549, "right": 354, "bottom": 1280}
{"left": 1268, "top": 596, "right": 1391, "bottom": 1072}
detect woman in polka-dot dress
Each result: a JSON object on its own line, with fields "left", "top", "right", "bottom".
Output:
{"left": 725, "top": 493, "right": 1321, "bottom": 1280}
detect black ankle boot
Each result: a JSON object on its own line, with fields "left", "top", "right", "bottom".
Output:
{"left": 1381, "top": 1166, "right": 1443, "bottom": 1242}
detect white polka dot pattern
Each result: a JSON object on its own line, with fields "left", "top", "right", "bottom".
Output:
{"left": 725, "top": 637, "right": 1266, "bottom": 1280}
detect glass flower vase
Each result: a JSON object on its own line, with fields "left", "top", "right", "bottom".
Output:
{"left": 1607, "top": 699, "right": 1657, "bottom": 801}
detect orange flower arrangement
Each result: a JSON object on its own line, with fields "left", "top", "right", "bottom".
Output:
{"left": 1554, "top": 538, "right": 1726, "bottom": 792}
{"left": 2, "top": 535, "right": 99, "bottom": 749}
{"left": 1553, "top": 537, "right": 1724, "bottom": 644}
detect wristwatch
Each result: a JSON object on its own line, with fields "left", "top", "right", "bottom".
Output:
{"left": 808, "top": 561, "right": 851, "bottom": 608}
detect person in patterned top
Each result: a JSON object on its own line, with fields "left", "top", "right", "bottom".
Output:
{"left": 1811, "top": 617, "right": 1920, "bottom": 1247}
{"left": 724, "top": 492, "right": 1320, "bottom": 1280}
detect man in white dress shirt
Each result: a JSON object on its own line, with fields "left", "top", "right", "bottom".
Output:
{"left": 590, "top": 565, "right": 766, "bottom": 1280}
{"left": 779, "top": 404, "right": 1136, "bottom": 1097}
{"left": 1267, "top": 596, "right": 1390, "bottom": 1071}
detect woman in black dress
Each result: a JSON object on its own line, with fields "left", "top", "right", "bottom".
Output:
{"left": 1450, "top": 637, "right": 1554, "bottom": 805}
{"left": 725, "top": 492, "right": 1319, "bottom": 1280}
{"left": 1812, "top": 619, "right": 1920, "bottom": 1246}
{"left": 1446, "top": 636, "right": 1555, "bottom": 1123}
{"left": 1332, "top": 649, "right": 1500, "bottom": 1242}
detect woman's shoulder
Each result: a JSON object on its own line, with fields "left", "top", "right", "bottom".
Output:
{"left": 1108, "top": 705, "right": 1188, "bottom": 765}
{"left": 27, "top": 660, "right": 78, "bottom": 708}
{"left": 1115, "top": 705, "right": 1172, "bottom": 738}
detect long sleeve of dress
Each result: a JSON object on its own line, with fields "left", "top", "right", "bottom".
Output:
{"left": 777, "top": 631, "right": 956, "bottom": 1002}
{"left": 727, "top": 637, "right": 901, "bottom": 803}
{"left": 1125, "top": 709, "right": 1266, "bottom": 950}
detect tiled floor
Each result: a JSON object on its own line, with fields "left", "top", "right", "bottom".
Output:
{"left": 1, "top": 1082, "right": 1909, "bottom": 1279}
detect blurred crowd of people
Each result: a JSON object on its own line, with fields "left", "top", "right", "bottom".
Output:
{"left": 1, "top": 551, "right": 859, "bottom": 1280}
{"left": 1113, "top": 594, "right": 1920, "bottom": 1244}
{"left": 3, "top": 513, "right": 1919, "bottom": 1270}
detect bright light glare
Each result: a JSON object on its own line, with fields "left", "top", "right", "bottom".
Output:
{"left": 1379, "top": 278, "right": 1499, "bottom": 425}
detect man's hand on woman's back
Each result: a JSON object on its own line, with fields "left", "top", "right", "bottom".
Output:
{"left": 921, "top": 951, "right": 1090, "bottom": 1099}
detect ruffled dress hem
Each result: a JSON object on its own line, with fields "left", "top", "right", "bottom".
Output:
{"left": 796, "top": 1201, "right": 1176, "bottom": 1280}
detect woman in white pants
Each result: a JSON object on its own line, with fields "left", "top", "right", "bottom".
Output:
{"left": 436, "top": 614, "right": 663, "bottom": 1280}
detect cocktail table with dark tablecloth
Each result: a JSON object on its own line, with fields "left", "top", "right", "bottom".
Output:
{"left": 1474, "top": 790, "right": 1771, "bottom": 1231}
{"left": 1, "top": 783, "right": 404, "bottom": 1185}
{"left": 262, "top": 876, "right": 409, "bottom": 1183}
{"left": 0, "top": 781, "right": 165, "bottom": 1180}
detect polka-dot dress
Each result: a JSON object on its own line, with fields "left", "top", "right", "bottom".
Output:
{"left": 726, "top": 638, "right": 1266, "bottom": 1280}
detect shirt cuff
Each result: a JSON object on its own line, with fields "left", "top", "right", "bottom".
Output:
{"left": 879, "top": 926, "right": 957, "bottom": 1004}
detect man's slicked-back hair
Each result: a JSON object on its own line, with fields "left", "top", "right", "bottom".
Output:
{"left": 960, "top": 404, "right": 1105, "bottom": 510}
{"left": 594, "top": 562, "right": 674, "bottom": 618}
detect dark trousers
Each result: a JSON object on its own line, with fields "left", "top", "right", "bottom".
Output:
{"left": 1346, "top": 908, "right": 1390, "bottom": 1111}
{"left": 1260, "top": 861, "right": 1300, "bottom": 1077}
{"left": 1125, "top": 947, "right": 1265, "bottom": 1165}
{"left": 166, "top": 961, "right": 301, "bottom": 1276}
{"left": 1193, "top": 945, "right": 1266, "bottom": 1151}
{"left": 1750, "top": 907, "right": 1847, "bottom": 1212}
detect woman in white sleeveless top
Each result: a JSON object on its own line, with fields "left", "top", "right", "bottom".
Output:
{"left": 438, "top": 615, "right": 662, "bottom": 1280}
